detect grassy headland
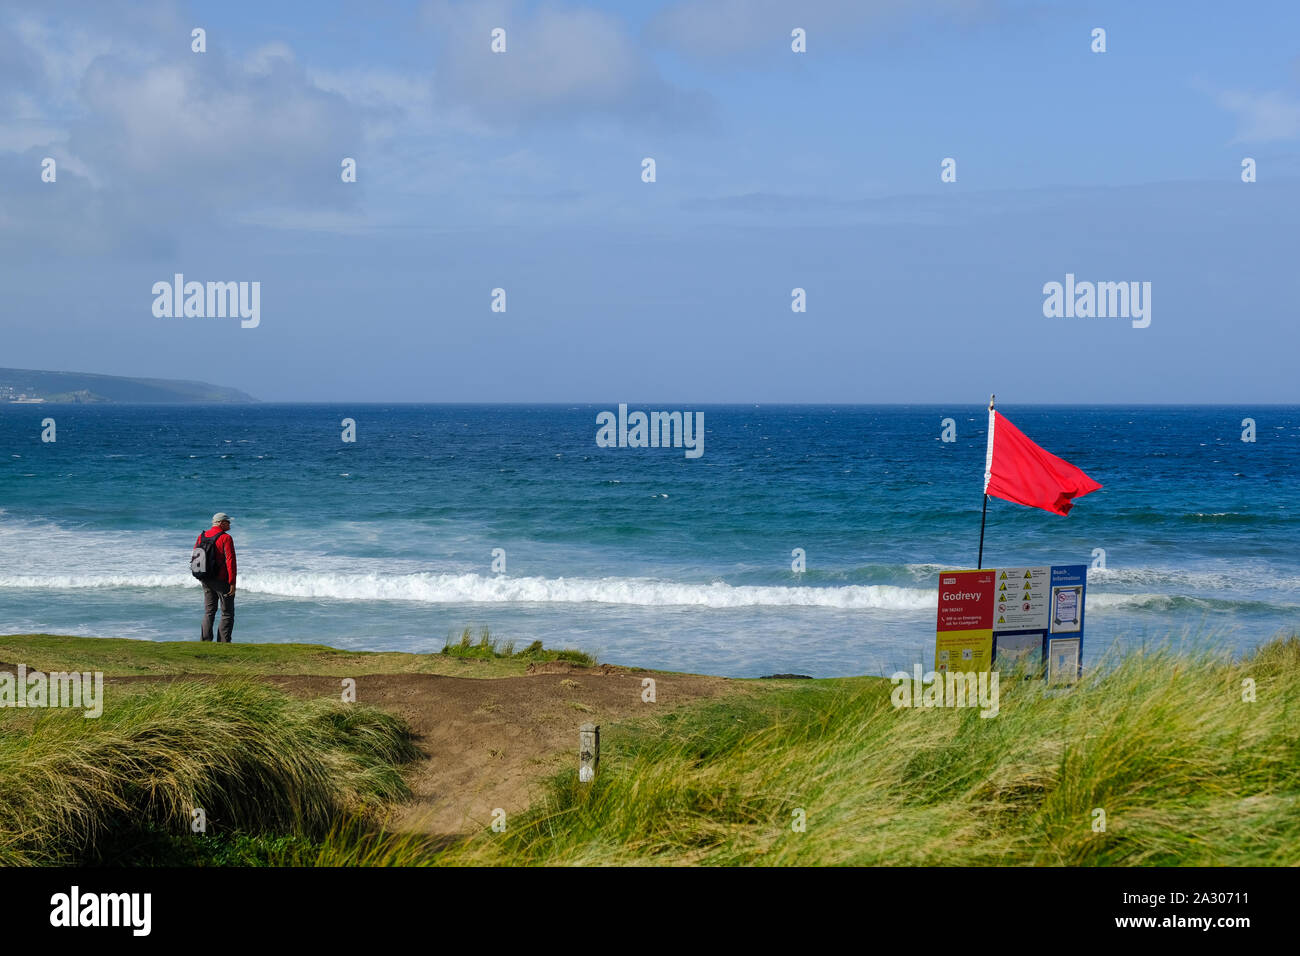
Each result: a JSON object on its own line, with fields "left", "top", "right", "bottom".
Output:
{"left": 0, "top": 630, "right": 591, "bottom": 680}
{"left": 0, "top": 367, "right": 256, "bottom": 403}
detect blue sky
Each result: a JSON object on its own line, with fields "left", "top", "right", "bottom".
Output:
{"left": 2, "top": 0, "right": 1298, "bottom": 402}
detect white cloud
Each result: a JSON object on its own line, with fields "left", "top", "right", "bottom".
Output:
{"left": 0, "top": 121, "right": 62, "bottom": 154}
{"left": 69, "top": 45, "right": 365, "bottom": 220}
{"left": 424, "top": 0, "right": 711, "bottom": 127}
{"left": 243, "top": 42, "right": 296, "bottom": 76}
{"left": 9, "top": 14, "right": 120, "bottom": 104}
{"left": 1216, "top": 89, "right": 1300, "bottom": 143}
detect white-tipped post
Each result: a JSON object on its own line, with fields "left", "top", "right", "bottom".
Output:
{"left": 579, "top": 723, "right": 599, "bottom": 783}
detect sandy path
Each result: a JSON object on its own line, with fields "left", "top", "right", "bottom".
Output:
{"left": 267, "top": 663, "right": 737, "bottom": 834}
{"left": 99, "top": 662, "right": 737, "bottom": 835}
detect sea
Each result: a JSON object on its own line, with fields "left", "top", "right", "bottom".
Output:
{"left": 1, "top": 404, "right": 1296, "bottom": 677}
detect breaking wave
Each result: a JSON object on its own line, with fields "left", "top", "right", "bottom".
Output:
{"left": 0, "top": 571, "right": 939, "bottom": 610}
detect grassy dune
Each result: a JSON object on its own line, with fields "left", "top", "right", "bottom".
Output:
{"left": 298, "top": 636, "right": 1300, "bottom": 867}
{"left": 0, "top": 679, "right": 418, "bottom": 865}
{"left": 2, "top": 632, "right": 1297, "bottom": 866}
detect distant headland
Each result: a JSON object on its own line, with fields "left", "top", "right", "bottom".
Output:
{"left": 0, "top": 368, "right": 257, "bottom": 404}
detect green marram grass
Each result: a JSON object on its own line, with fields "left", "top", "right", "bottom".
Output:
{"left": 3, "top": 632, "right": 1297, "bottom": 866}
{"left": 440, "top": 626, "right": 596, "bottom": 666}
{"left": 0, "top": 680, "right": 418, "bottom": 865}
{"left": 296, "top": 635, "right": 1300, "bottom": 866}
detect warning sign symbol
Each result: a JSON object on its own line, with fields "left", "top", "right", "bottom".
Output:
{"left": 1000, "top": 572, "right": 1008, "bottom": 579}
{"left": 1024, "top": 582, "right": 1033, "bottom": 590}
{"left": 998, "top": 616, "right": 1006, "bottom": 623}
{"left": 1024, "top": 571, "right": 1032, "bottom": 578}
{"left": 999, "top": 583, "right": 1007, "bottom": 591}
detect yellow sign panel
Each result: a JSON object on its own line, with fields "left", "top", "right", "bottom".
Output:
{"left": 934, "top": 629, "right": 993, "bottom": 673}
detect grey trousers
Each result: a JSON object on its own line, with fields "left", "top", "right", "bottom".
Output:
{"left": 201, "top": 582, "right": 235, "bottom": 643}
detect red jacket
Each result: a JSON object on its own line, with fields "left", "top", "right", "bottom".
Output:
{"left": 195, "top": 527, "right": 236, "bottom": 585}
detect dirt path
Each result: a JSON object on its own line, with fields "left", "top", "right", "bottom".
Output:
{"left": 107, "top": 662, "right": 738, "bottom": 835}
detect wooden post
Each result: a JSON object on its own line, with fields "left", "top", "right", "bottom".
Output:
{"left": 579, "top": 723, "right": 599, "bottom": 783}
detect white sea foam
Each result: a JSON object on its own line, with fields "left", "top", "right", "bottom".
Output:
{"left": 3, "top": 570, "right": 1291, "bottom": 613}
{"left": 1087, "top": 592, "right": 1188, "bottom": 610}
{"left": 0, "top": 570, "right": 939, "bottom": 610}
{"left": 2, "top": 514, "right": 1292, "bottom": 612}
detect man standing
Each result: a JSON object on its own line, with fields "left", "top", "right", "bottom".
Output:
{"left": 195, "top": 512, "right": 237, "bottom": 642}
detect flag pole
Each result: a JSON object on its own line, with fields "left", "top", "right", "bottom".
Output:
{"left": 978, "top": 394, "right": 995, "bottom": 569}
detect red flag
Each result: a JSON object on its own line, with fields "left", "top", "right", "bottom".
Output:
{"left": 984, "top": 410, "right": 1101, "bottom": 515}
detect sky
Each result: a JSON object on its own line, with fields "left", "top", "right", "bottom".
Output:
{"left": 1, "top": 0, "right": 1298, "bottom": 403}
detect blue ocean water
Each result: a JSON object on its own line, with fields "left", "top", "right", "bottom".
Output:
{"left": 1, "top": 404, "right": 1296, "bottom": 677}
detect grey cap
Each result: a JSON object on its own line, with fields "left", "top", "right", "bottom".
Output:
{"left": 212, "top": 512, "right": 232, "bottom": 525}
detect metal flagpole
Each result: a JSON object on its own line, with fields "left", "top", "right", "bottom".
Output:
{"left": 977, "top": 394, "right": 995, "bottom": 569}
